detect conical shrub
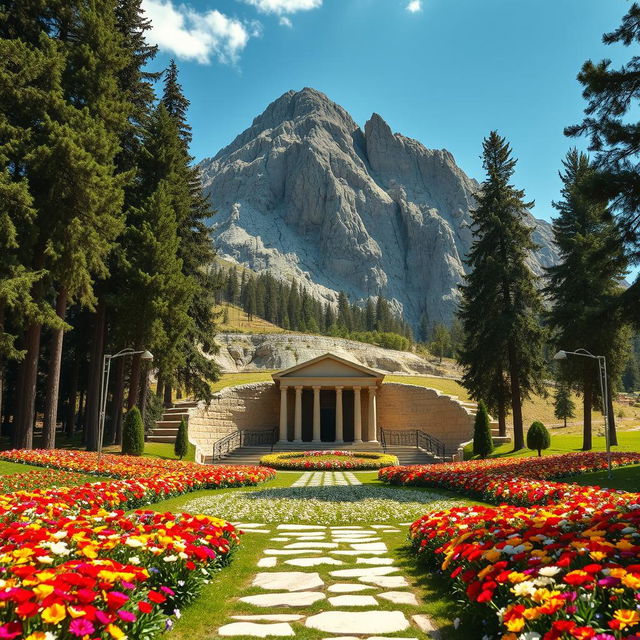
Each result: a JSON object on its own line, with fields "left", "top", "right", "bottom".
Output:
{"left": 473, "top": 401, "right": 494, "bottom": 459}
{"left": 122, "top": 406, "right": 145, "bottom": 456}
{"left": 527, "top": 421, "right": 551, "bottom": 457}
{"left": 174, "top": 417, "right": 189, "bottom": 460}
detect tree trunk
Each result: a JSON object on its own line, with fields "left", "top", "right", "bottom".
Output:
{"left": 77, "top": 389, "right": 85, "bottom": 434}
{"left": 164, "top": 383, "right": 172, "bottom": 408}
{"left": 497, "top": 398, "right": 507, "bottom": 438}
{"left": 109, "top": 357, "right": 125, "bottom": 445}
{"left": 156, "top": 374, "right": 164, "bottom": 399}
{"left": 42, "top": 288, "right": 68, "bottom": 449}
{"left": 607, "top": 375, "right": 618, "bottom": 446}
{"left": 564, "top": 416, "right": 567, "bottom": 429}
{"left": 15, "top": 322, "right": 42, "bottom": 449}
{"left": 127, "top": 348, "right": 142, "bottom": 409}
{"left": 583, "top": 370, "right": 593, "bottom": 451}
{"left": 65, "top": 356, "right": 80, "bottom": 437}
{"left": 507, "top": 340, "right": 524, "bottom": 450}
{"left": 85, "top": 301, "right": 106, "bottom": 451}
{"left": 140, "top": 361, "right": 149, "bottom": 428}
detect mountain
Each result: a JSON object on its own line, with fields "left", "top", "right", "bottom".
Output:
{"left": 199, "top": 88, "right": 558, "bottom": 329}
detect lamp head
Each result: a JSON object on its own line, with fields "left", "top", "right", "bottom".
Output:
{"left": 141, "top": 350, "right": 154, "bottom": 361}
{"left": 553, "top": 350, "right": 567, "bottom": 361}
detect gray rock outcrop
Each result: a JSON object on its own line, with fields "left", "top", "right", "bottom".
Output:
{"left": 199, "top": 88, "right": 558, "bottom": 327}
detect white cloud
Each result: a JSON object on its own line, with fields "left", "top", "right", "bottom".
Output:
{"left": 406, "top": 0, "right": 422, "bottom": 12}
{"left": 243, "top": 0, "right": 322, "bottom": 15}
{"left": 279, "top": 16, "right": 293, "bottom": 27}
{"left": 142, "top": 0, "right": 255, "bottom": 64}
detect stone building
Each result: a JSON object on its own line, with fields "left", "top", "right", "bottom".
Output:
{"left": 182, "top": 353, "right": 479, "bottom": 462}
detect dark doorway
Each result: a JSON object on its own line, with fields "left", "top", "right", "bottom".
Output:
{"left": 320, "top": 408, "right": 336, "bottom": 442}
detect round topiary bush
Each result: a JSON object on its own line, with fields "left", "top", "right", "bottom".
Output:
{"left": 122, "top": 406, "right": 145, "bottom": 456}
{"left": 527, "top": 420, "right": 551, "bottom": 457}
{"left": 260, "top": 450, "right": 399, "bottom": 470}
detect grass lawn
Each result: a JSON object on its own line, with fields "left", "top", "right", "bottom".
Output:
{"left": 145, "top": 470, "right": 478, "bottom": 640}
{"left": 571, "top": 462, "right": 640, "bottom": 492}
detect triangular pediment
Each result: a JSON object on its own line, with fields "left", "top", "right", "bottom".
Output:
{"left": 272, "top": 353, "right": 383, "bottom": 380}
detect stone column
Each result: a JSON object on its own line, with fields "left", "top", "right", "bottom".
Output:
{"left": 353, "top": 386, "right": 362, "bottom": 443}
{"left": 335, "top": 386, "right": 344, "bottom": 444}
{"left": 279, "top": 386, "right": 288, "bottom": 442}
{"left": 294, "top": 386, "right": 303, "bottom": 443}
{"left": 367, "top": 386, "right": 378, "bottom": 442}
{"left": 312, "top": 385, "right": 321, "bottom": 443}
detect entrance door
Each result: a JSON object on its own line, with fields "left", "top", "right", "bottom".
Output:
{"left": 320, "top": 408, "right": 336, "bottom": 442}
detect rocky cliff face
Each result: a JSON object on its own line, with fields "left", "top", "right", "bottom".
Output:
{"left": 199, "top": 88, "right": 557, "bottom": 327}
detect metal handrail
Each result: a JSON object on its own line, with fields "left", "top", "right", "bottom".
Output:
{"left": 379, "top": 428, "right": 447, "bottom": 460}
{"left": 212, "top": 428, "right": 278, "bottom": 461}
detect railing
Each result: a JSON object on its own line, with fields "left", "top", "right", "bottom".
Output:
{"left": 212, "top": 428, "right": 278, "bottom": 461}
{"left": 380, "top": 428, "right": 447, "bottom": 460}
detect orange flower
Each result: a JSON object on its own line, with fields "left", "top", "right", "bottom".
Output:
{"left": 41, "top": 603, "right": 66, "bottom": 625}
{"left": 613, "top": 609, "right": 640, "bottom": 629}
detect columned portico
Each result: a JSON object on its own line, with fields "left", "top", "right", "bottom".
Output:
{"left": 272, "top": 353, "right": 384, "bottom": 446}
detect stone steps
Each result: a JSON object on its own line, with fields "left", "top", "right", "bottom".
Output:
{"left": 147, "top": 400, "right": 195, "bottom": 444}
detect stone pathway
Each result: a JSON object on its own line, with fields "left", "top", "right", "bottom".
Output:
{"left": 291, "top": 471, "right": 362, "bottom": 487}
{"left": 217, "top": 509, "right": 437, "bottom": 639}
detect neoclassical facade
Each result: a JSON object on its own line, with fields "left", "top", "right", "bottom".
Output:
{"left": 272, "top": 354, "right": 384, "bottom": 444}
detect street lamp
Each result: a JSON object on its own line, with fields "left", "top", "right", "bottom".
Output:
{"left": 98, "top": 348, "right": 154, "bottom": 462}
{"left": 553, "top": 349, "right": 612, "bottom": 478}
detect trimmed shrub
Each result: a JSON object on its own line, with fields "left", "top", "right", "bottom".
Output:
{"left": 174, "top": 417, "right": 189, "bottom": 460}
{"left": 122, "top": 406, "right": 145, "bottom": 456}
{"left": 473, "top": 401, "right": 494, "bottom": 459}
{"left": 527, "top": 421, "right": 551, "bottom": 457}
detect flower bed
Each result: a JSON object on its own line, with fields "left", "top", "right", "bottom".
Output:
{"left": 260, "top": 450, "right": 399, "bottom": 470}
{"left": 0, "top": 450, "right": 275, "bottom": 638}
{"left": 380, "top": 452, "right": 640, "bottom": 639}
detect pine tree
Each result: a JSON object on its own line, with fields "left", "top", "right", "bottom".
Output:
{"left": 459, "top": 132, "right": 546, "bottom": 451}
{"left": 554, "top": 383, "right": 576, "bottom": 428}
{"left": 526, "top": 421, "right": 551, "bottom": 457}
{"left": 473, "top": 401, "right": 494, "bottom": 459}
{"left": 545, "top": 150, "right": 629, "bottom": 450}
{"left": 429, "top": 324, "right": 451, "bottom": 363}
{"left": 122, "top": 405, "right": 144, "bottom": 455}
{"left": 337, "top": 292, "right": 352, "bottom": 332}
{"left": 174, "top": 416, "right": 188, "bottom": 459}
{"left": 565, "top": 3, "right": 640, "bottom": 321}
{"left": 162, "top": 59, "right": 192, "bottom": 144}
{"left": 365, "top": 298, "right": 376, "bottom": 331}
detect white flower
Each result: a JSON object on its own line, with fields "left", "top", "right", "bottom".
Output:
{"left": 44, "top": 633, "right": 58, "bottom": 640}
{"left": 179, "top": 551, "right": 188, "bottom": 559}
{"left": 125, "top": 538, "right": 144, "bottom": 548}
{"left": 519, "top": 633, "right": 541, "bottom": 640}
{"left": 53, "top": 530, "right": 68, "bottom": 540}
{"left": 38, "top": 555, "right": 54, "bottom": 564}
{"left": 128, "top": 556, "right": 141, "bottom": 565}
{"left": 174, "top": 609, "right": 181, "bottom": 619}
{"left": 511, "top": 581, "right": 536, "bottom": 597}
{"left": 163, "top": 555, "right": 178, "bottom": 563}
{"left": 453, "top": 618, "right": 460, "bottom": 629}
{"left": 538, "top": 566, "right": 561, "bottom": 577}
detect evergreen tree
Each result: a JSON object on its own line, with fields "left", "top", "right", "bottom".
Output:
{"left": 449, "top": 318, "right": 465, "bottom": 358}
{"left": 174, "top": 416, "right": 188, "bottom": 459}
{"left": 554, "top": 383, "right": 576, "bottom": 428}
{"left": 459, "top": 132, "right": 546, "bottom": 451}
{"left": 365, "top": 298, "right": 376, "bottom": 331}
{"left": 527, "top": 421, "right": 551, "bottom": 457}
{"left": 429, "top": 324, "right": 451, "bottom": 363}
{"left": 122, "top": 405, "right": 144, "bottom": 455}
{"left": 418, "top": 311, "right": 431, "bottom": 342}
{"left": 545, "top": 150, "right": 629, "bottom": 449}
{"left": 337, "top": 291, "right": 352, "bottom": 332}
{"left": 566, "top": 3, "right": 640, "bottom": 320}
{"left": 472, "top": 401, "right": 494, "bottom": 459}
{"left": 162, "top": 59, "right": 192, "bottom": 144}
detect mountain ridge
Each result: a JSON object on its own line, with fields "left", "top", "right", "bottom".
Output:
{"left": 199, "top": 87, "right": 558, "bottom": 329}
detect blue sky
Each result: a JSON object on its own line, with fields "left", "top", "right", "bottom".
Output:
{"left": 142, "top": 0, "right": 636, "bottom": 275}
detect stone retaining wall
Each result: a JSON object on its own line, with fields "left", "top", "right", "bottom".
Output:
{"left": 187, "top": 381, "right": 476, "bottom": 456}
{"left": 377, "top": 383, "right": 475, "bottom": 452}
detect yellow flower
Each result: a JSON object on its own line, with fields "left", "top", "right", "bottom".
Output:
{"left": 508, "top": 572, "right": 528, "bottom": 584}
{"left": 25, "top": 633, "right": 47, "bottom": 640}
{"left": 622, "top": 574, "right": 640, "bottom": 590}
{"left": 42, "top": 603, "right": 66, "bottom": 624}
{"left": 589, "top": 551, "right": 607, "bottom": 561}
{"left": 505, "top": 617, "right": 525, "bottom": 633}
{"left": 482, "top": 549, "right": 501, "bottom": 563}
{"left": 33, "top": 584, "right": 55, "bottom": 600}
{"left": 106, "top": 624, "right": 127, "bottom": 639}
{"left": 613, "top": 609, "right": 640, "bottom": 629}
{"left": 81, "top": 545, "right": 98, "bottom": 559}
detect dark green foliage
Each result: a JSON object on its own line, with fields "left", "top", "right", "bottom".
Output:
{"left": 553, "top": 384, "right": 576, "bottom": 428}
{"left": 144, "top": 390, "right": 163, "bottom": 435}
{"left": 527, "top": 421, "right": 551, "bottom": 457}
{"left": 473, "top": 401, "right": 494, "bottom": 459}
{"left": 174, "top": 417, "right": 188, "bottom": 460}
{"left": 545, "top": 150, "right": 629, "bottom": 450}
{"left": 429, "top": 324, "right": 451, "bottom": 363}
{"left": 566, "top": 3, "right": 640, "bottom": 321}
{"left": 122, "top": 406, "right": 144, "bottom": 455}
{"left": 459, "top": 132, "right": 546, "bottom": 451}
{"left": 623, "top": 336, "right": 640, "bottom": 392}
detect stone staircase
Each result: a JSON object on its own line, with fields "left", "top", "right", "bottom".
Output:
{"left": 146, "top": 400, "right": 197, "bottom": 444}
{"left": 461, "top": 400, "right": 512, "bottom": 446}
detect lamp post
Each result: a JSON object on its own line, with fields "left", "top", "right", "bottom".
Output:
{"left": 553, "top": 349, "right": 612, "bottom": 478}
{"left": 98, "top": 348, "right": 153, "bottom": 463}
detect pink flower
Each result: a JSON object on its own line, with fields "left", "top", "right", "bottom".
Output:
{"left": 0, "top": 623, "right": 22, "bottom": 640}
{"left": 117, "top": 609, "right": 137, "bottom": 623}
{"left": 70, "top": 618, "right": 95, "bottom": 637}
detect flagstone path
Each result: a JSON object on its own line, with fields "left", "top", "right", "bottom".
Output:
{"left": 217, "top": 473, "right": 440, "bottom": 639}
{"left": 291, "top": 471, "right": 362, "bottom": 487}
